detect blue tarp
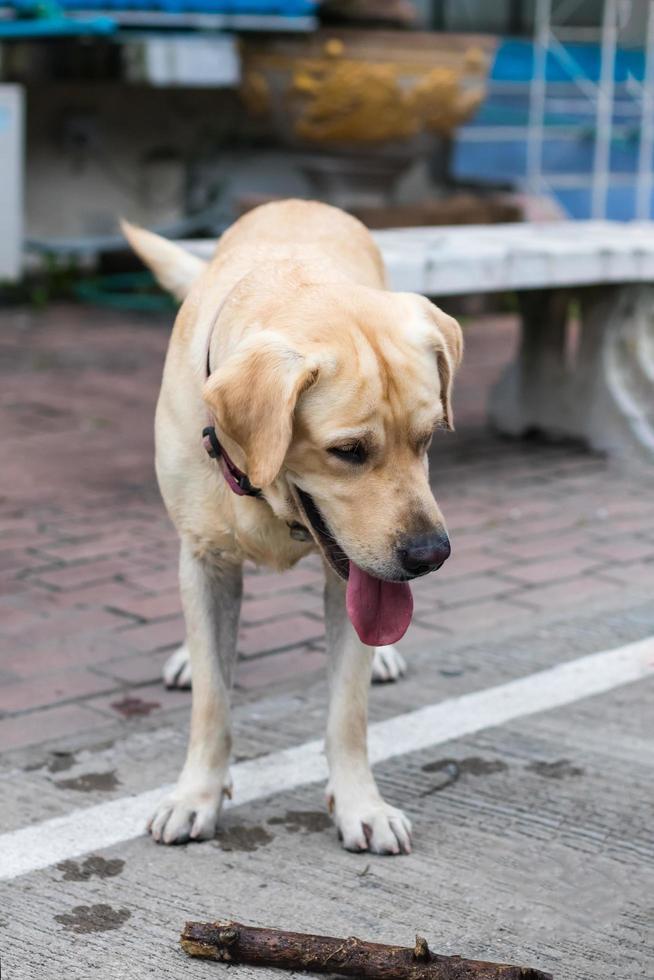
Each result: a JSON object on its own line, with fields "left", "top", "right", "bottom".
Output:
{"left": 3, "top": 0, "right": 315, "bottom": 13}
{"left": 454, "top": 38, "right": 653, "bottom": 220}
{"left": 0, "top": 14, "right": 115, "bottom": 35}
{"left": 491, "top": 39, "right": 646, "bottom": 84}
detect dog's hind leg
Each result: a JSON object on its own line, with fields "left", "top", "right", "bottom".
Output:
{"left": 148, "top": 541, "right": 242, "bottom": 845}
{"left": 323, "top": 568, "right": 412, "bottom": 856}
{"left": 163, "top": 639, "right": 406, "bottom": 690}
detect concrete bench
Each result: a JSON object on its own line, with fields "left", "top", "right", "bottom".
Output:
{"left": 183, "top": 220, "right": 654, "bottom": 460}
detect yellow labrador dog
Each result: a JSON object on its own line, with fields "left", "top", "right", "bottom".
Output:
{"left": 123, "top": 200, "right": 462, "bottom": 855}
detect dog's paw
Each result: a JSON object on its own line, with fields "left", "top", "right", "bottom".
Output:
{"left": 163, "top": 643, "right": 192, "bottom": 689}
{"left": 327, "top": 787, "right": 411, "bottom": 855}
{"left": 372, "top": 644, "right": 407, "bottom": 683}
{"left": 147, "top": 772, "right": 231, "bottom": 844}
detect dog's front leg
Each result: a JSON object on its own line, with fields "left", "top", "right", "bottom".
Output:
{"left": 148, "top": 541, "right": 241, "bottom": 845}
{"left": 323, "top": 568, "right": 412, "bottom": 855}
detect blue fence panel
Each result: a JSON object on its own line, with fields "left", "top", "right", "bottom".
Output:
{"left": 2, "top": 0, "right": 316, "bottom": 13}
{"left": 454, "top": 38, "right": 653, "bottom": 220}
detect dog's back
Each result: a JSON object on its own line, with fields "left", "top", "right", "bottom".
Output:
{"left": 213, "top": 199, "right": 387, "bottom": 290}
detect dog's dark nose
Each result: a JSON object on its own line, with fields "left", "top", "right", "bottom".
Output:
{"left": 397, "top": 530, "right": 451, "bottom": 577}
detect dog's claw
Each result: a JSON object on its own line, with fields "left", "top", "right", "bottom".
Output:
{"left": 328, "top": 788, "right": 412, "bottom": 856}
{"left": 148, "top": 772, "right": 232, "bottom": 845}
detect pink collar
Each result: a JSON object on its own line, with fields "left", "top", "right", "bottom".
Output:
{"left": 203, "top": 308, "right": 262, "bottom": 499}
{"left": 201, "top": 425, "right": 262, "bottom": 498}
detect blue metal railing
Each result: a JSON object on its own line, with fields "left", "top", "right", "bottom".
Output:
{"left": 0, "top": 0, "right": 317, "bottom": 36}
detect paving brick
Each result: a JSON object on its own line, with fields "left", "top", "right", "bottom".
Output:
{"left": 238, "top": 615, "right": 325, "bottom": 658}
{"left": 494, "top": 532, "right": 590, "bottom": 562}
{"left": 0, "top": 668, "right": 117, "bottom": 715}
{"left": 123, "top": 566, "right": 180, "bottom": 594}
{"left": 1, "top": 303, "right": 653, "bottom": 750}
{"left": 607, "top": 513, "right": 654, "bottom": 535}
{"left": 602, "top": 560, "right": 654, "bottom": 589}
{"left": 0, "top": 577, "right": 30, "bottom": 599}
{"left": 419, "top": 572, "right": 522, "bottom": 608}
{"left": 240, "top": 590, "right": 322, "bottom": 626}
{"left": 417, "top": 597, "right": 536, "bottom": 634}
{"left": 3, "top": 633, "right": 130, "bottom": 678}
{"left": 581, "top": 539, "right": 654, "bottom": 564}
{"left": 399, "top": 620, "right": 453, "bottom": 648}
{"left": 449, "top": 523, "right": 505, "bottom": 548}
{"left": 88, "top": 681, "right": 190, "bottom": 720}
{"left": 235, "top": 647, "right": 327, "bottom": 690}
{"left": 441, "top": 549, "right": 505, "bottom": 579}
{"left": 0, "top": 703, "right": 113, "bottom": 751}
{"left": 0, "top": 595, "right": 60, "bottom": 635}
{"left": 55, "top": 580, "right": 151, "bottom": 612}
{"left": 502, "top": 511, "right": 591, "bottom": 539}
{"left": 411, "top": 591, "right": 442, "bottom": 619}
{"left": 243, "top": 565, "right": 324, "bottom": 597}
{"left": 93, "top": 650, "right": 171, "bottom": 685}
{"left": 117, "top": 616, "right": 185, "bottom": 653}
{"left": 31, "top": 558, "right": 147, "bottom": 592}
{"left": 523, "top": 574, "right": 620, "bottom": 612}
{"left": 444, "top": 505, "right": 503, "bottom": 533}
{"left": 503, "top": 554, "right": 600, "bottom": 586}
{"left": 0, "top": 518, "right": 39, "bottom": 541}
{"left": 0, "top": 548, "right": 37, "bottom": 573}
{"left": 498, "top": 499, "right": 562, "bottom": 521}
{"left": 1, "top": 554, "right": 62, "bottom": 583}
{"left": 40, "top": 516, "right": 158, "bottom": 542}
{"left": 107, "top": 590, "right": 181, "bottom": 622}
{"left": 10, "top": 607, "right": 124, "bottom": 645}
{"left": 34, "top": 531, "right": 152, "bottom": 564}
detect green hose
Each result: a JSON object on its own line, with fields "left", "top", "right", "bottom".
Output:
{"left": 73, "top": 272, "right": 176, "bottom": 313}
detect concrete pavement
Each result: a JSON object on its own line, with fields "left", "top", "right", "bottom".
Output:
{"left": 0, "top": 303, "right": 653, "bottom": 979}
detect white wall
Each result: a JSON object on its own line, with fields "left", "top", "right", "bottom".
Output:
{"left": 0, "top": 85, "right": 24, "bottom": 281}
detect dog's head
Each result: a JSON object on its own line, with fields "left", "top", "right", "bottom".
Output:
{"left": 203, "top": 284, "right": 462, "bottom": 644}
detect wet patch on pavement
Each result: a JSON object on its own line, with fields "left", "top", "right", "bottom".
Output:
{"left": 57, "top": 856, "right": 125, "bottom": 881}
{"left": 54, "top": 905, "right": 131, "bottom": 934}
{"left": 212, "top": 824, "right": 274, "bottom": 853}
{"left": 267, "top": 810, "right": 332, "bottom": 835}
{"left": 421, "top": 756, "right": 508, "bottom": 795}
{"left": 110, "top": 696, "right": 160, "bottom": 718}
{"left": 55, "top": 770, "right": 121, "bottom": 793}
{"left": 24, "top": 750, "right": 77, "bottom": 774}
{"left": 526, "top": 758, "right": 584, "bottom": 779}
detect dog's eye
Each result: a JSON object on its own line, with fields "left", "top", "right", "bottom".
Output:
{"left": 328, "top": 443, "right": 367, "bottom": 465}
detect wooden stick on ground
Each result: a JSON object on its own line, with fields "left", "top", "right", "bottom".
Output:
{"left": 181, "top": 920, "right": 553, "bottom": 980}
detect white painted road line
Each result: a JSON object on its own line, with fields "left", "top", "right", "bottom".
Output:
{"left": 1, "top": 636, "right": 652, "bottom": 882}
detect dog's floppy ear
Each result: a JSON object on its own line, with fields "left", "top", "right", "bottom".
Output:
{"left": 203, "top": 332, "right": 319, "bottom": 488}
{"left": 420, "top": 299, "right": 463, "bottom": 431}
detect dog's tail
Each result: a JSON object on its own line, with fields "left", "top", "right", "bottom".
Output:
{"left": 121, "top": 220, "right": 207, "bottom": 302}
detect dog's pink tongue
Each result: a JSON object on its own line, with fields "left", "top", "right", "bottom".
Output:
{"left": 346, "top": 562, "right": 413, "bottom": 647}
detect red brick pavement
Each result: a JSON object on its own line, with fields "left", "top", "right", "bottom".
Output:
{"left": 1, "top": 303, "right": 653, "bottom": 751}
